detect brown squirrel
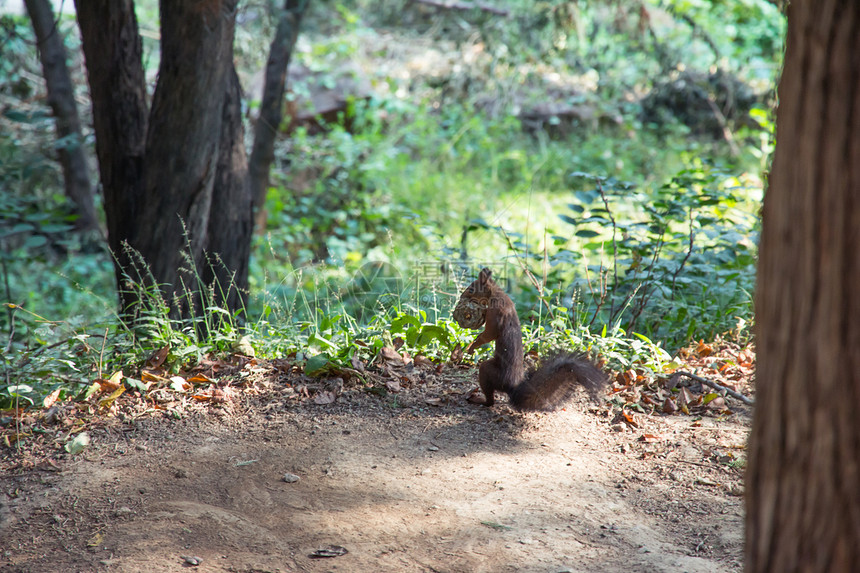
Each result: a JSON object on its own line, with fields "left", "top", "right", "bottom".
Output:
{"left": 453, "top": 267, "right": 607, "bottom": 410}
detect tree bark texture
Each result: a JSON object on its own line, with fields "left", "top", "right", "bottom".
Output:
{"left": 248, "top": 0, "right": 309, "bottom": 232}
{"left": 746, "top": 1, "right": 860, "bottom": 571}
{"left": 137, "top": 0, "right": 239, "bottom": 314}
{"left": 74, "top": 0, "right": 148, "bottom": 313}
{"left": 76, "top": 0, "right": 249, "bottom": 319}
{"left": 204, "top": 65, "right": 252, "bottom": 317}
{"left": 26, "top": 0, "right": 98, "bottom": 233}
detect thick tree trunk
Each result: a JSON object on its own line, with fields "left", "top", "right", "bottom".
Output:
{"left": 746, "top": 1, "right": 860, "bottom": 571}
{"left": 26, "top": 0, "right": 98, "bottom": 233}
{"left": 248, "top": 0, "right": 309, "bottom": 232}
{"left": 74, "top": 0, "right": 148, "bottom": 313}
{"left": 76, "top": 0, "right": 249, "bottom": 320}
{"left": 203, "top": 65, "right": 252, "bottom": 318}
{"left": 135, "top": 0, "right": 239, "bottom": 317}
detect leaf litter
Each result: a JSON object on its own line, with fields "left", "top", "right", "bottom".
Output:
{"left": 1, "top": 338, "right": 754, "bottom": 572}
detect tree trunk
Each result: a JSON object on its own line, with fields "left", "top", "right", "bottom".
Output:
{"left": 746, "top": 2, "right": 860, "bottom": 571}
{"left": 136, "top": 0, "right": 239, "bottom": 316}
{"left": 76, "top": 0, "right": 250, "bottom": 320}
{"left": 248, "top": 0, "right": 309, "bottom": 232}
{"left": 203, "top": 65, "right": 252, "bottom": 318}
{"left": 73, "top": 0, "right": 148, "bottom": 314}
{"left": 26, "top": 0, "right": 98, "bottom": 233}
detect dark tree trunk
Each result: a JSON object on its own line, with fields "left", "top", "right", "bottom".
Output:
{"left": 76, "top": 0, "right": 250, "bottom": 320}
{"left": 136, "top": 0, "right": 239, "bottom": 316}
{"left": 248, "top": 0, "right": 309, "bottom": 232}
{"left": 26, "top": 0, "right": 98, "bottom": 233}
{"left": 746, "top": 1, "right": 860, "bottom": 571}
{"left": 73, "top": 0, "right": 148, "bottom": 313}
{"left": 203, "top": 65, "right": 252, "bottom": 318}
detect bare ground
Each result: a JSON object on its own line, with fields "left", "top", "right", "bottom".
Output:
{"left": 1, "top": 356, "right": 750, "bottom": 573}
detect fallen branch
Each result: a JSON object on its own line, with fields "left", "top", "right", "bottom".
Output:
{"left": 673, "top": 370, "right": 754, "bottom": 406}
{"left": 412, "top": 0, "right": 509, "bottom": 17}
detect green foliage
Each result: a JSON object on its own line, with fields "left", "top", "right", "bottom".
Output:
{"left": 390, "top": 310, "right": 473, "bottom": 355}
{"left": 482, "top": 164, "right": 758, "bottom": 351}
{"left": 0, "top": 14, "right": 39, "bottom": 95}
{"left": 1, "top": 304, "right": 104, "bottom": 409}
{"left": 263, "top": 112, "right": 426, "bottom": 267}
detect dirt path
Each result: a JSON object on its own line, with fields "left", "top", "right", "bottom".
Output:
{"left": 1, "top": 364, "right": 749, "bottom": 573}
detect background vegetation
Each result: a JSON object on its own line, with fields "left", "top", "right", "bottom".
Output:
{"left": 0, "top": 0, "right": 783, "bottom": 408}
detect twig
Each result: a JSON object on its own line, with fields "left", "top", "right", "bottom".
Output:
{"left": 673, "top": 370, "right": 754, "bottom": 406}
{"left": 582, "top": 259, "right": 607, "bottom": 329}
{"left": 670, "top": 207, "right": 696, "bottom": 296}
{"left": 412, "top": 0, "right": 509, "bottom": 16}
{"left": 97, "top": 327, "right": 109, "bottom": 379}
{"left": 595, "top": 179, "right": 619, "bottom": 320}
{"left": 625, "top": 231, "right": 664, "bottom": 331}
{"left": 705, "top": 97, "right": 741, "bottom": 157}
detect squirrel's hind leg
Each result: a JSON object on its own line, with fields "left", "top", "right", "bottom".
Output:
{"left": 473, "top": 358, "right": 501, "bottom": 407}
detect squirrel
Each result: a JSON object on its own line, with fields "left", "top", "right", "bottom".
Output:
{"left": 453, "top": 267, "right": 607, "bottom": 410}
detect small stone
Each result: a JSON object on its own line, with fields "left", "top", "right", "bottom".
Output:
{"left": 181, "top": 555, "right": 203, "bottom": 566}
{"left": 283, "top": 473, "right": 301, "bottom": 483}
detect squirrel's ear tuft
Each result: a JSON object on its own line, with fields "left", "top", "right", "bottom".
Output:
{"left": 479, "top": 267, "right": 493, "bottom": 284}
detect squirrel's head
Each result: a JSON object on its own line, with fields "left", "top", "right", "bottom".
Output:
{"left": 453, "top": 268, "right": 494, "bottom": 328}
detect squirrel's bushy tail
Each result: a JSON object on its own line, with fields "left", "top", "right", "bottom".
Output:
{"left": 509, "top": 352, "right": 607, "bottom": 411}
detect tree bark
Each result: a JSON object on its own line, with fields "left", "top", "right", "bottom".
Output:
{"left": 26, "top": 0, "right": 98, "bottom": 233}
{"left": 74, "top": 0, "right": 148, "bottom": 313}
{"left": 76, "top": 0, "right": 248, "bottom": 319}
{"left": 203, "top": 65, "right": 252, "bottom": 318}
{"left": 248, "top": 0, "right": 309, "bottom": 232}
{"left": 746, "top": 1, "right": 860, "bottom": 571}
{"left": 135, "top": 0, "right": 239, "bottom": 316}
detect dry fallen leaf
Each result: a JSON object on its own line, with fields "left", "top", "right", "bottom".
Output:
{"left": 86, "top": 531, "right": 104, "bottom": 548}
{"left": 466, "top": 388, "right": 485, "bottom": 404}
{"left": 169, "top": 376, "right": 189, "bottom": 392}
{"left": 350, "top": 354, "right": 366, "bottom": 372}
{"left": 94, "top": 378, "right": 120, "bottom": 392}
{"left": 313, "top": 390, "right": 337, "bottom": 405}
{"left": 380, "top": 346, "right": 403, "bottom": 363}
{"left": 385, "top": 378, "right": 401, "bottom": 392}
{"left": 42, "top": 388, "right": 61, "bottom": 409}
{"left": 187, "top": 373, "right": 214, "bottom": 385}
{"left": 145, "top": 346, "right": 170, "bottom": 369}
{"left": 98, "top": 386, "right": 125, "bottom": 410}
{"left": 678, "top": 387, "right": 696, "bottom": 407}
